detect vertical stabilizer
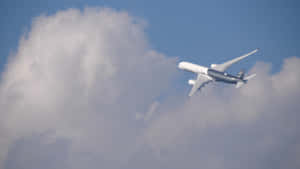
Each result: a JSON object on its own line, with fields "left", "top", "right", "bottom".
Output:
{"left": 237, "top": 69, "right": 245, "bottom": 79}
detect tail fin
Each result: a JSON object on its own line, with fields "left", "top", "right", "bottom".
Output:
{"left": 237, "top": 69, "right": 245, "bottom": 79}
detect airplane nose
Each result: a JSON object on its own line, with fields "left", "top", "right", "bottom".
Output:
{"left": 178, "top": 63, "right": 182, "bottom": 69}
{"left": 178, "top": 62, "right": 184, "bottom": 69}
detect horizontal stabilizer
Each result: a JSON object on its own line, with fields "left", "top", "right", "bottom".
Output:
{"left": 244, "top": 74, "right": 256, "bottom": 80}
{"left": 236, "top": 81, "right": 245, "bottom": 88}
{"left": 236, "top": 74, "right": 256, "bottom": 88}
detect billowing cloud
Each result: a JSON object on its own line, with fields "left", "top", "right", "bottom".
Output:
{"left": 0, "top": 7, "right": 299, "bottom": 169}
{"left": 0, "top": 7, "right": 177, "bottom": 169}
{"left": 135, "top": 58, "right": 300, "bottom": 169}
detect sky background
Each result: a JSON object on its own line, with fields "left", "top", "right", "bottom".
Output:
{"left": 1, "top": 0, "right": 300, "bottom": 73}
{"left": 0, "top": 1, "right": 300, "bottom": 169}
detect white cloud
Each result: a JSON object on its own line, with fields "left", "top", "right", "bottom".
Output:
{"left": 0, "top": 7, "right": 177, "bottom": 169}
{"left": 142, "top": 58, "right": 300, "bottom": 148}
{"left": 0, "top": 7, "right": 300, "bottom": 169}
{"left": 136, "top": 57, "right": 300, "bottom": 169}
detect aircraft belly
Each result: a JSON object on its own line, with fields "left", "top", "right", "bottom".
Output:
{"left": 215, "top": 78, "right": 237, "bottom": 84}
{"left": 210, "top": 74, "right": 237, "bottom": 83}
{"left": 207, "top": 69, "right": 239, "bottom": 84}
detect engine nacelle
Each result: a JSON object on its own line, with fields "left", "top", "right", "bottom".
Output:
{"left": 178, "top": 61, "right": 208, "bottom": 74}
{"left": 188, "top": 79, "right": 196, "bottom": 85}
{"left": 210, "top": 64, "right": 218, "bottom": 68}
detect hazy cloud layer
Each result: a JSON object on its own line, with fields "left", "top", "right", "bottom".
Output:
{"left": 0, "top": 7, "right": 299, "bottom": 169}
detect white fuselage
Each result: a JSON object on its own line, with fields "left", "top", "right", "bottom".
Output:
{"left": 178, "top": 61, "right": 243, "bottom": 84}
{"left": 178, "top": 62, "right": 208, "bottom": 74}
{"left": 177, "top": 49, "right": 258, "bottom": 95}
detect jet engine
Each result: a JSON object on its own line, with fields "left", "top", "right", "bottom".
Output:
{"left": 210, "top": 64, "right": 218, "bottom": 68}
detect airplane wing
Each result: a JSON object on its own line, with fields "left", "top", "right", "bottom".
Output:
{"left": 212, "top": 48, "right": 259, "bottom": 72}
{"left": 189, "top": 74, "right": 212, "bottom": 96}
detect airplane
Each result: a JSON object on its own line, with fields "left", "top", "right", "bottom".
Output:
{"left": 178, "top": 48, "right": 259, "bottom": 96}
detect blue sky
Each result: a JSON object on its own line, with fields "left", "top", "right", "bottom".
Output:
{"left": 1, "top": 0, "right": 299, "bottom": 74}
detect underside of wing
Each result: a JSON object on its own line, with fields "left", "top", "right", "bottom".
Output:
{"left": 212, "top": 48, "right": 259, "bottom": 72}
{"left": 188, "top": 74, "right": 212, "bottom": 96}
